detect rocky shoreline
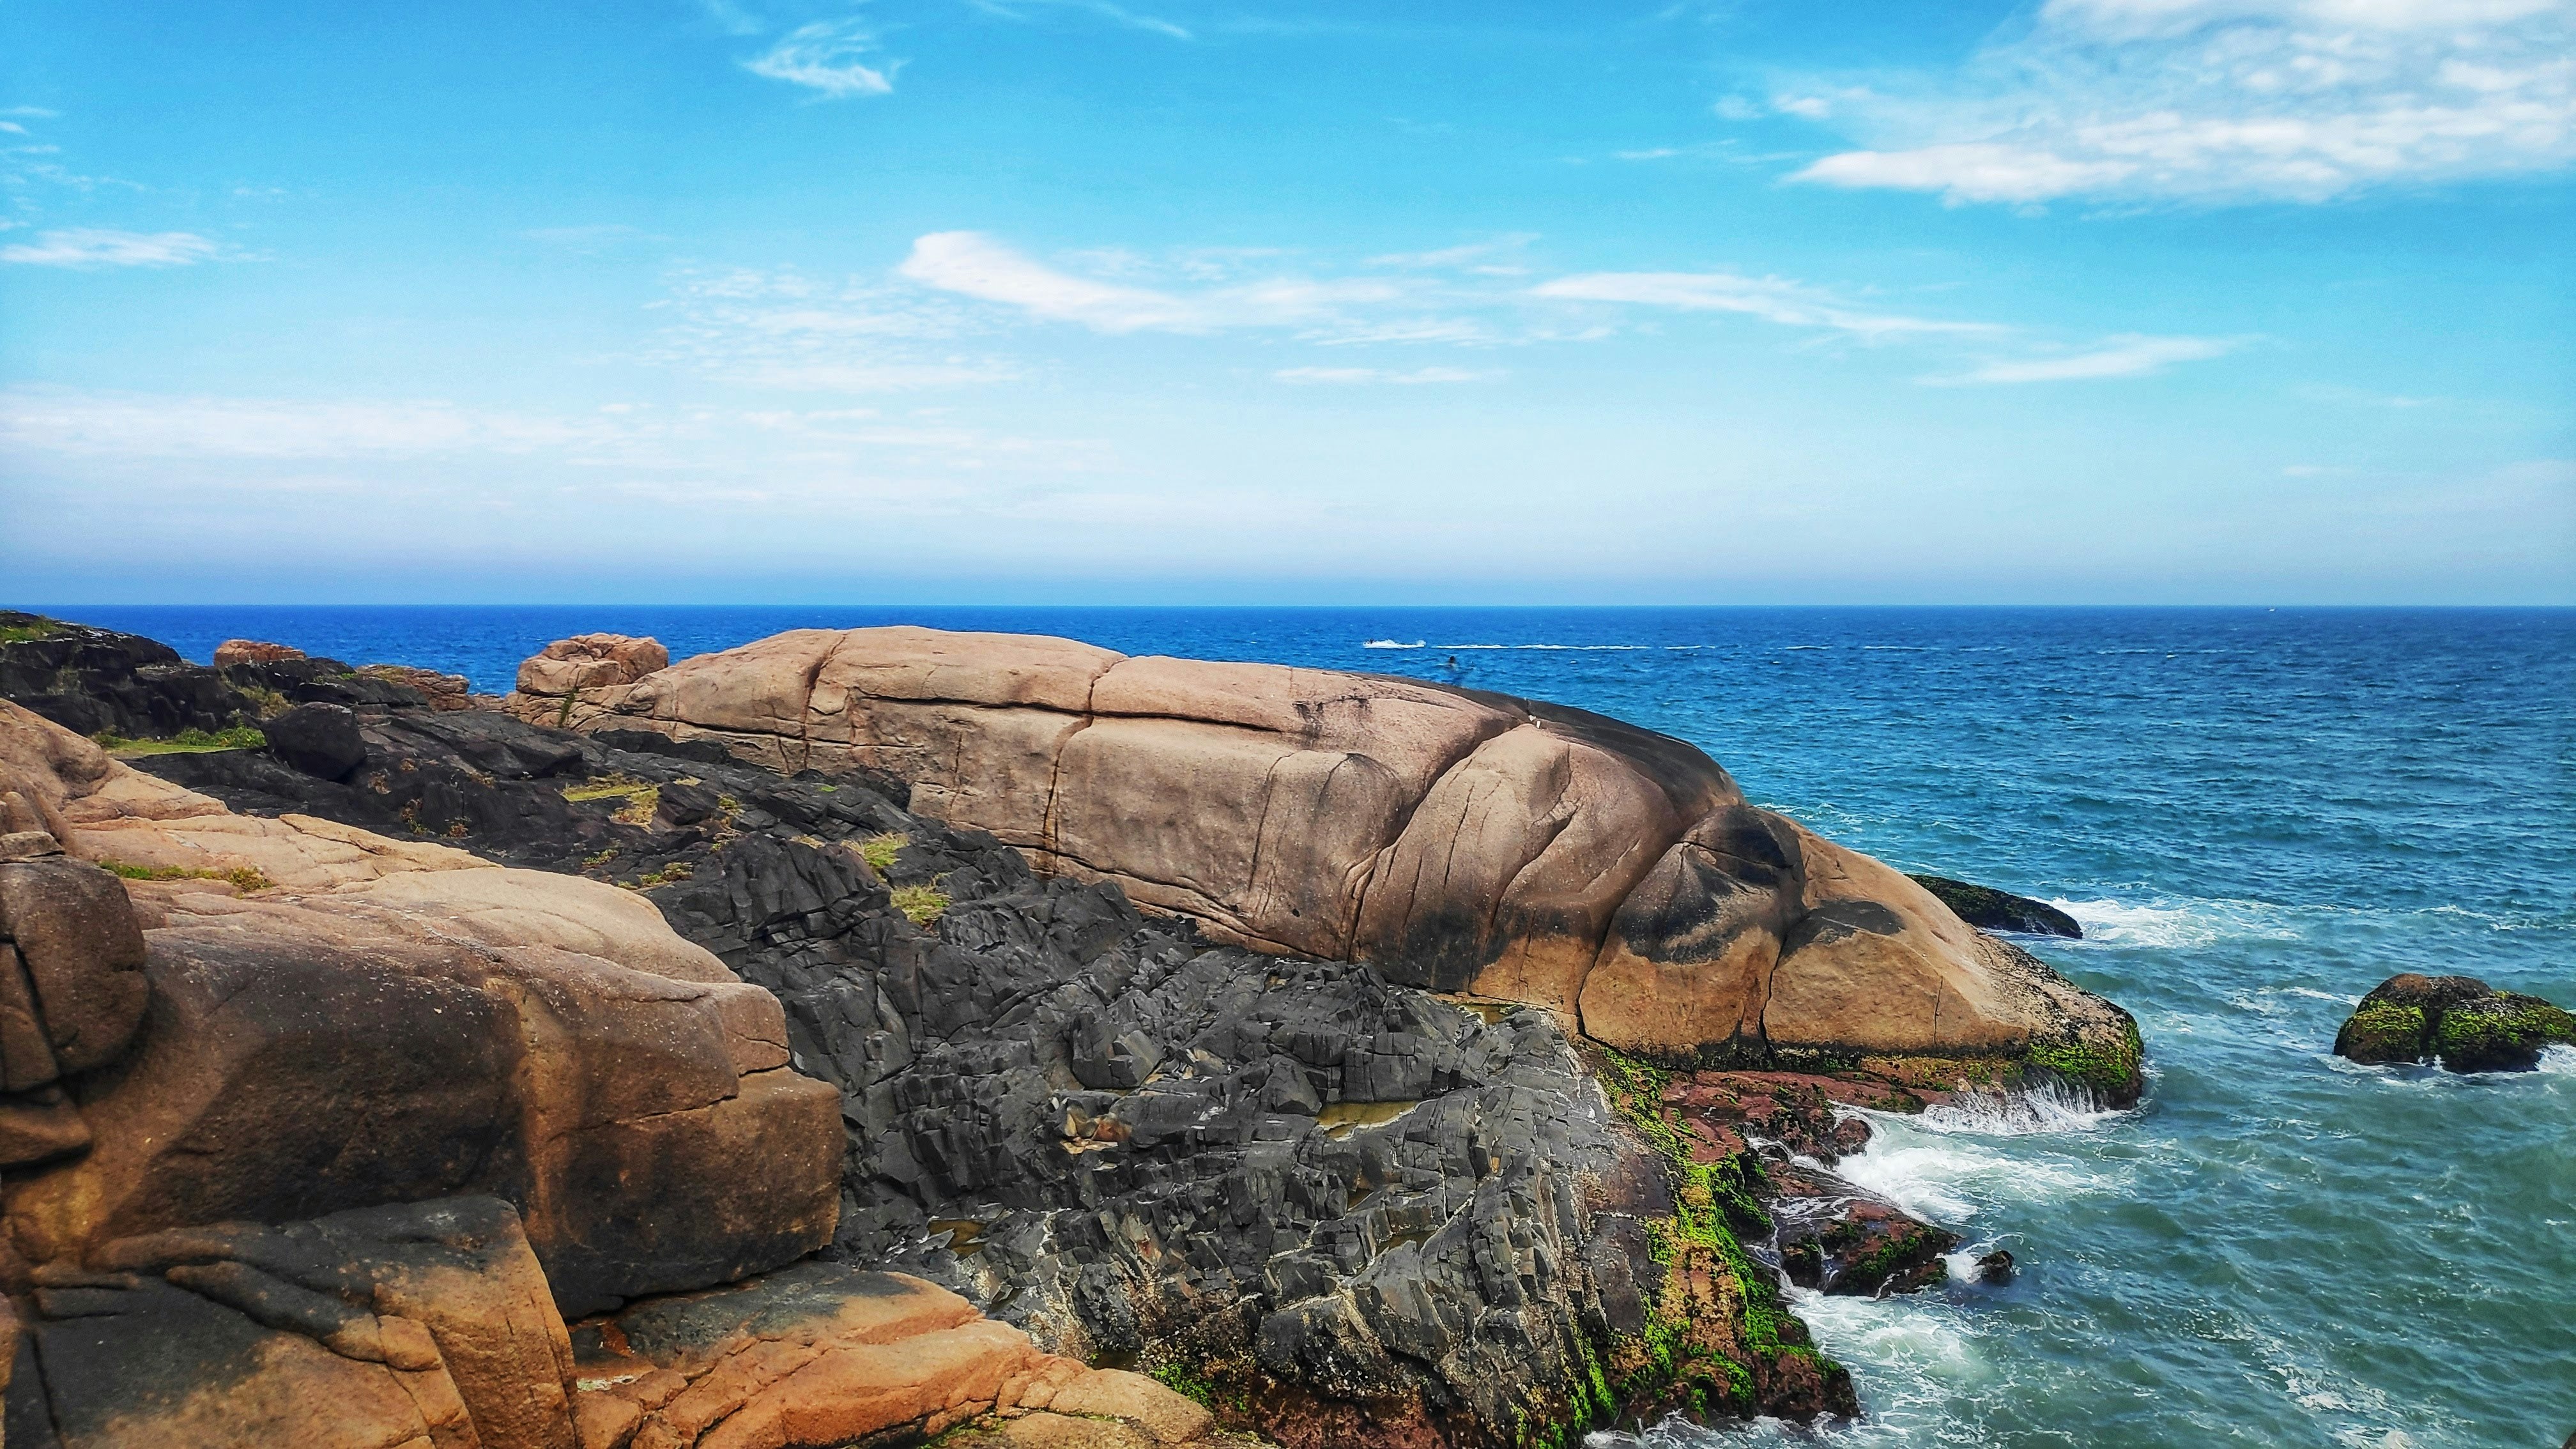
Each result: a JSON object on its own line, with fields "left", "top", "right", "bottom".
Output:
{"left": 0, "top": 612, "right": 2144, "bottom": 1448}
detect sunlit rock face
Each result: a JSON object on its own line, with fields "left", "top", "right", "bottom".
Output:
{"left": 514, "top": 626, "right": 2139, "bottom": 1097}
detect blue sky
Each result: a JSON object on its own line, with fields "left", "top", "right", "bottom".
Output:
{"left": 3, "top": 0, "right": 2570, "bottom": 604}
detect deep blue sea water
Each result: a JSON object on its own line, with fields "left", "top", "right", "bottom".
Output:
{"left": 34, "top": 604, "right": 2576, "bottom": 1448}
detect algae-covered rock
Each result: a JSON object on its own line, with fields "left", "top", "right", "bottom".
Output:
{"left": 2333, "top": 973, "right": 2576, "bottom": 1073}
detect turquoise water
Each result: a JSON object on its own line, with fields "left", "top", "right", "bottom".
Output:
{"left": 42, "top": 604, "right": 2576, "bottom": 1447}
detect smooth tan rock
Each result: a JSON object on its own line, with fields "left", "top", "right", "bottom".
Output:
{"left": 569, "top": 1266, "right": 1216, "bottom": 1449}
{"left": 518, "top": 635, "right": 670, "bottom": 698}
{"left": 1577, "top": 806, "right": 1807, "bottom": 1062}
{"left": 1357, "top": 723, "right": 1687, "bottom": 1011}
{"left": 0, "top": 698, "right": 842, "bottom": 1316}
{"left": 512, "top": 628, "right": 2136, "bottom": 1081}
{"left": 1041, "top": 1368, "right": 1216, "bottom": 1444}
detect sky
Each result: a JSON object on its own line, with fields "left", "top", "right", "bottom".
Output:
{"left": 1, "top": 0, "right": 2571, "bottom": 604}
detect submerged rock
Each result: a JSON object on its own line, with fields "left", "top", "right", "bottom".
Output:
{"left": 2333, "top": 973, "right": 2576, "bottom": 1073}
{"left": 1905, "top": 874, "right": 2083, "bottom": 939}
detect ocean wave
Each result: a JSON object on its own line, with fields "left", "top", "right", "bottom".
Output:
{"left": 2540, "top": 1045, "right": 2576, "bottom": 1075}
{"left": 2051, "top": 896, "right": 2306, "bottom": 949}
{"left": 1910, "top": 1080, "right": 2130, "bottom": 1137}
{"left": 1360, "top": 639, "right": 1424, "bottom": 649}
{"left": 1833, "top": 1128, "right": 2113, "bottom": 1223}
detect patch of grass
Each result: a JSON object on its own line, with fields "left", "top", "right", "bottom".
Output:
{"left": 563, "top": 775, "right": 661, "bottom": 825}
{"left": 101, "top": 859, "right": 275, "bottom": 893}
{"left": 582, "top": 847, "right": 620, "bottom": 869}
{"left": 235, "top": 684, "right": 292, "bottom": 720}
{"left": 0, "top": 616, "right": 65, "bottom": 645}
{"left": 95, "top": 725, "right": 268, "bottom": 756}
{"left": 890, "top": 882, "right": 950, "bottom": 926}
{"left": 857, "top": 832, "right": 908, "bottom": 875}
{"left": 623, "top": 861, "right": 696, "bottom": 891}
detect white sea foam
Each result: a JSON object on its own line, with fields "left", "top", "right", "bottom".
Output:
{"left": 2052, "top": 895, "right": 2304, "bottom": 949}
{"left": 1361, "top": 639, "right": 1424, "bottom": 649}
{"left": 1912, "top": 1079, "right": 2128, "bottom": 1136}
{"left": 2533, "top": 1045, "right": 2575, "bottom": 1075}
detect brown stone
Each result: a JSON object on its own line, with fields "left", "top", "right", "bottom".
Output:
{"left": 0, "top": 698, "right": 843, "bottom": 1315}
{"left": 16, "top": 1196, "right": 571, "bottom": 1449}
{"left": 567, "top": 1264, "right": 1216, "bottom": 1449}
{"left": 0, "top": 855, "right": 151, "bottom": 1073}
{"left": 213, "top": 638, "right": 307, "bottom": 666}
{"left": 517, "top": 635, "right": 671, "bottom": 698}
{"left": 359, "top": 664, "right": 476, "bottom": 710}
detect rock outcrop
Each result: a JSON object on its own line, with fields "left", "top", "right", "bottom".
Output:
{"left": 0, "top": 610, "right": 442, "bottom": 740}
{"left": 1905, "top": 875, "right": 2082, "bottom": 939}
{"left": 213, "top": 638, "right": 308, "bottom": 666}
{"left": 0, "top": 617, "right": 2132, "bottom": 1448}
{"left": 509, "top": 627, "right": 2140, "bottom": 1101}
{"left": 2334, "top": 973, "right": 2576, "bottom": 1073}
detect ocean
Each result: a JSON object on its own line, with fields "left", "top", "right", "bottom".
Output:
{"left": 38, "top": 604, "right": 2576, "bottom": 1448}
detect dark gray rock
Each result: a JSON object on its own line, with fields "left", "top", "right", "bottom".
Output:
{"left": 1906, "top": 874, "right": 2082, "bottom": 939}
{"left": 263, "top": 703, "right": 367, "bottom": 781}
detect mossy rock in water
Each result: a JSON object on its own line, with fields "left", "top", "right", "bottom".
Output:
{"left": 2333, "top": 973, "right": 2576, "bottom": 1073}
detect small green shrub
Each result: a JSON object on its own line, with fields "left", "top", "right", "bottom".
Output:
{"left": 890, "top": 882, "right": 949, "bottom": 926}
{"left": 858, "top": 832, "right": 907, "bottom": 874}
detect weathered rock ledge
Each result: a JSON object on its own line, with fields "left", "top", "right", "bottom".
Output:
{"left": 509, "top": 627, "right": 2142, "bottom": 1103}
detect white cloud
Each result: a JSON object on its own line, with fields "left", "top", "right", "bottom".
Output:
{"left": 966, "top": 0, "right": 1192, "bottom": 40}
{"left": 1784, "top": 0, "right": 2576, "bottom": 203}
{"left": 1273, "top": 366, "right": 1497, "bottom": 385}
{"left": 0, "top": 228, "right": 222, "bottom": 268}
{"left": 1920, "top": 334, "right": 2244, "bottom": 383}
{"left": 743, "top": 19, "right": 896, "bottom": 97}
{"left": 1798, "top": 144, "right": 2142, "bottom": 204}
{"left": 898, "top": 231, "right": 1400, "bottom": 334}
{"left": 1530, "top": 270, "right": 1999, "bottom": 339}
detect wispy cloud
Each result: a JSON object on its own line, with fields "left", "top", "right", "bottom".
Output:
{"left": 650, "top": 265, "right": 1016, "bottom": 392}
{"left": 1365, "top": 236, "right": 1537, "bottom": 275}
{"left": 1529, "top": 270, "right": 2000, "bottom": 340}
{"left": 0, "top": 228, "right": 224, "bottom": 267}
{"left": 967, "top": 0, "right": 1192, "bottom": 40}
{"left": 898, "top": 231, "right": 1400, "bottom": 334}
{"left": 1273, "top": 365, "right": 1498, "bottom": 385}
{"left": 1920, "top": 334, "right": 2246, "bottom": 384}
{"left": 1780, "top": 0, "right": 2576, "bottom": 204}
{"left": 743, "top": 18, "right": 897, "bottom": 97}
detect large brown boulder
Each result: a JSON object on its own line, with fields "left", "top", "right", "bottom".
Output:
{"left": 510, "top": 627, "right": 2141, "bottom": 1099}
{"left": 14, "top": 1195, "right": 576, "bottom": 1449}
{"left": 565, "top": 1262, "right": 1218, "bottom": 1448}
{"left": 0, "top": 698, "right": 843, "bottom": 1315}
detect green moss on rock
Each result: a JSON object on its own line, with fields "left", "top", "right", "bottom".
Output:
{"left": 2334, "top": 973, "right": 2576, "bottom": 1073}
